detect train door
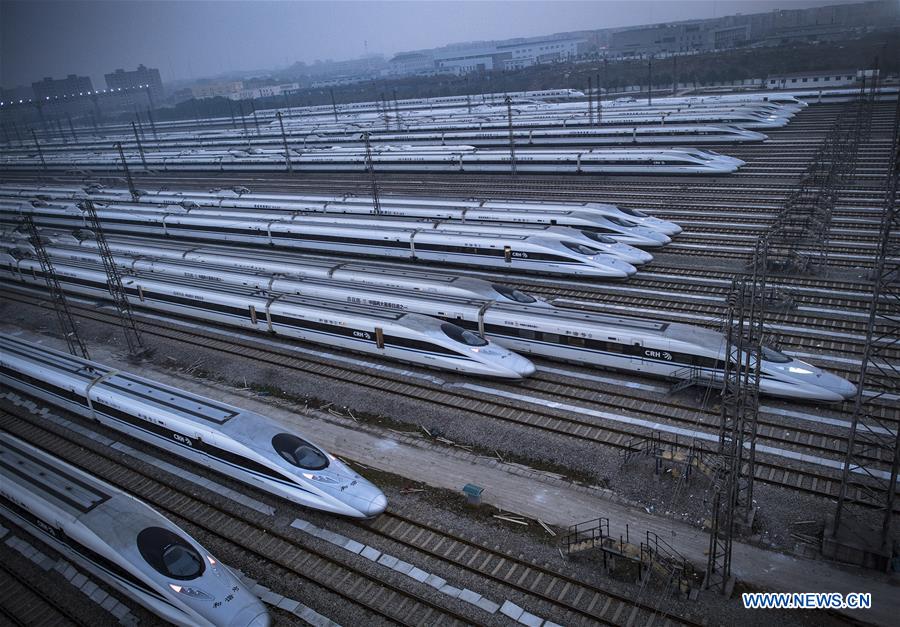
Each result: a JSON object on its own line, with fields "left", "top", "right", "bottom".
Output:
{"left": 375, "top": 327, "right": 384, "bottom": 350}
{"left": 630, "top": 339, "right": 645, "bottom": 372}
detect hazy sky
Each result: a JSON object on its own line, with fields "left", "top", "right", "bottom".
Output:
{"left": 0, "top": 0, "right": 869, "bottom": 88}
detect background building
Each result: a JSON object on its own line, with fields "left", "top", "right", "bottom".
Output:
{"left": 191, "top": 80, "right": 244, "bottom": 99}
{"left": 105, "top": 65, "right": 164, "bottom": 105}
{"left": 32, "top": 74, "right": 93, "bottom": 101}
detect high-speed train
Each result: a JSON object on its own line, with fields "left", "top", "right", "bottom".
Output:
{"left": 8, "top": 124, "right": 766, "bottom": 155}
{"left": 2, "top": 232, "right": 550, "bottom": 306}
{"left": 0, "top": 431, "right": 269, "bottom": 627}
{"left": 1, "top": 202, "right": 639, "bottom": 278}
{"left": 0, "top": 144, "right": 745, "bottom": 175}
{"left": 0, "top": 183, "right": 684, "bottom": 238}
{"left": 67, "top": 200, "right": 663, "bottom": 255}
{"left": 0, "top": 334, "right": 388, "bottom": 517}
{"left": 0, "top": 257, "right": 536, "bottom": 379}
{"left": 2, "top": 249, "right": 857, "bottom": 403}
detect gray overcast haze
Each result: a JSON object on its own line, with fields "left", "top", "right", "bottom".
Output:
{"left": 0, "top": 0, "right": 874, "bottom": 88}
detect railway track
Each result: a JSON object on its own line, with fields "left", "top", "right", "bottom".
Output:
{"left": 4, "top": 286, "right": 896, "bottom": 514}
{"left": 365, "top": 511, "right": 700, "bottom": 627}
{"left": 0, "top": 541, "right": 94, "bottom": 627}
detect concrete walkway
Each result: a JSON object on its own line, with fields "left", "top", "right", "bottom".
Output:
{"left": 8, "top": 330, "right": 899, "bottom": 626}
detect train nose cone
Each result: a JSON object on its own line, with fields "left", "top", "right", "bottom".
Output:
{"left": 503, "top": 353, "right": 536, "bottom": 378}
{"left": 365, "top": 493, "right": 388, "bottom": 518}
{"left": 229, "top": 604, "right": 271, "bottom": 627}
{"left": 632, "top": 248, "right": 654, "bottom": 263}
{"left": 836, "top": 378, "right": 858, "bottom": 400}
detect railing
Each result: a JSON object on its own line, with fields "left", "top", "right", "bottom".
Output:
{"left": 642, "top": 531, "right": 700, "bottom": 594}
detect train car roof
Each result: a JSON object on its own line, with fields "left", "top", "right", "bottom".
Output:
{"left": 0, "top": 432, "right": 111, "bottom": 515}
{"left": 0, "top": 335, "right": 241, "bottom": 426}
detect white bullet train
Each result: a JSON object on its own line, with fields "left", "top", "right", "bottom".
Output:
{"left": 8, "top": 123, "right": 766, "bottom": 155}
{"left": 0, "top": 431, "right": 269, "bottom": 627}
{"left": 0, "top": 257, "right": 536, "bottom": 380}
{"left": 1, "top": 249, "right": 857, "bottom": 403}
{"left": 74, "top": 201, "right": 660, "bottom": 258}
{"left": 0, "top": 202, "right": 638, "bottom": 278}
{"left": 0, "top": 183, "right": 683, "bottom": 241}
{"left": 0, "top": 334, "right": 389, "bottom": 518}
{"left": 0, "top": 144, "right": 745, "bottom": 175}
{"left": 1, "top": 232, "right": 550, "bottom": 307}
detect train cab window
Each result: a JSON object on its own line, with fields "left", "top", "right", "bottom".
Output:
{"left": 758, "top": 346, "right": 792, "bottom": 363}
{"left": 605, "top": 216, "right": 637, "bottom": 228}
{"left": 137, "top": 527, "right": 205, "bottom": 580}
{"left": 272, "top": 433, "right": 329, "bottom": 470}
{"left": 441, "top": 322, "right": 488, "bottom": 347}
{"left": 492, "top": 283, "right": 536, "bottom": 304}
{"left": 583, "top": 233, "right": 618, "bottom": 244}
{"left": 562, "top": 241, "right": 601, "bottom": 256}
{"left": 618, "top": 207, "right": 649, "bottom": 218}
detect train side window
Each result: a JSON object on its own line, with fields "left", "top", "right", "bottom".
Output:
{"left": 519, "top": 329, "right": 536, "bottom": 340}
{"left": 568, "top": 336, "right": 585, "bottom": 347}
{"left": 542, "top": 332, "right": 560, "bottom": 344}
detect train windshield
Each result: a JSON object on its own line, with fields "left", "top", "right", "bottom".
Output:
{"left": 272, "top": 433, "right": 329, "bottom": 470}
{"left": 583, "top": 232, "right": 617, "bottom": 244}
{"left": 562, "top": 241, "right": 602, "bottom": 256}
{"left": 491, "top": 283, "right": 536, "bottom": 304}
{"left": 441, "top": 322, "right": 488, "bottom": 346}
{"left": 617, "top": 207, "right": 649, "bottom": 218}
{"left": 137, "top": 527, "right": 205, "bottom": 580}
{"left": 605, "top": 216, "right": 637, "bottom": 228}
{"left": 759, "top": 346, "right": 792, "bottom": 363}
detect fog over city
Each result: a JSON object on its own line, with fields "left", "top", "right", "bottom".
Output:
{"left": 0, "top": 0, "right": 871, "bottom": 88}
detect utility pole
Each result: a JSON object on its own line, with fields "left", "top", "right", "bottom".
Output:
{"left": 147, "top": 108, "right": 158, "bottom": 140}
{"left": 115, "top": 142, "right": 137, "bottom": 200}
{"left": 66, "top": 114, "right": 77, "bottom": 142}
{"left": 648, "top": 56, "right": 653, "bottom": 106}
{"left": 276, "top": 111, "right": 293, "bottom": 173}
{"left": 705, "top": 239, "right": 767, "bottom": 595}
{"left": 131, "top": 121, "right": 147, "bottom": 170}
{"left": 238, "top": 100, "right": 251, "bottom": 149}
{"left": 330, "top": 88, "right": 339, "bottom": 123}
{"left": 21, "top": 215, "right": 91, "bottom": 360}
{"left": 32, "top": 129, "right": 47, "bottom": 171}
{"left": 505, "top": 96, "right": 517, "bottom": 177}
{"left": 251, "top": 101, "right": 261, "bottom": 135}
{"left": 596, "top": 72, "right": 602, "bottom": 125}
{"left": 380, "top": 93, "right": 390, "bottom": 129}
{"left": 673, "top": 54, "right": 678, "bottom": 96}
{"left": 393, "top": 89, "right": 401, "bottom": 130}
{"left": 362, "top": 131, "right": 381, "bottom": 216}
{"left": 82, "top": 199, "right": 147, "bottom": 358}
{"left": 55, "top": 117, "right": 66, "bottom": 144}
{"left": 587, "top": 76, "right": 593, "bottom": 125}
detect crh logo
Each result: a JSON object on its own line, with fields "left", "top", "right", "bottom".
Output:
{"left": 644, "top": 349, "right": 673, "bottom": 361}
{"left": 173, "top": 433, "right": 194, "bottom": 447}
{"left": 353, "top": 331, "right": 372, "bottom": 340}
{"left": 511, "top": 251, "right": 529, "bottom": 258}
